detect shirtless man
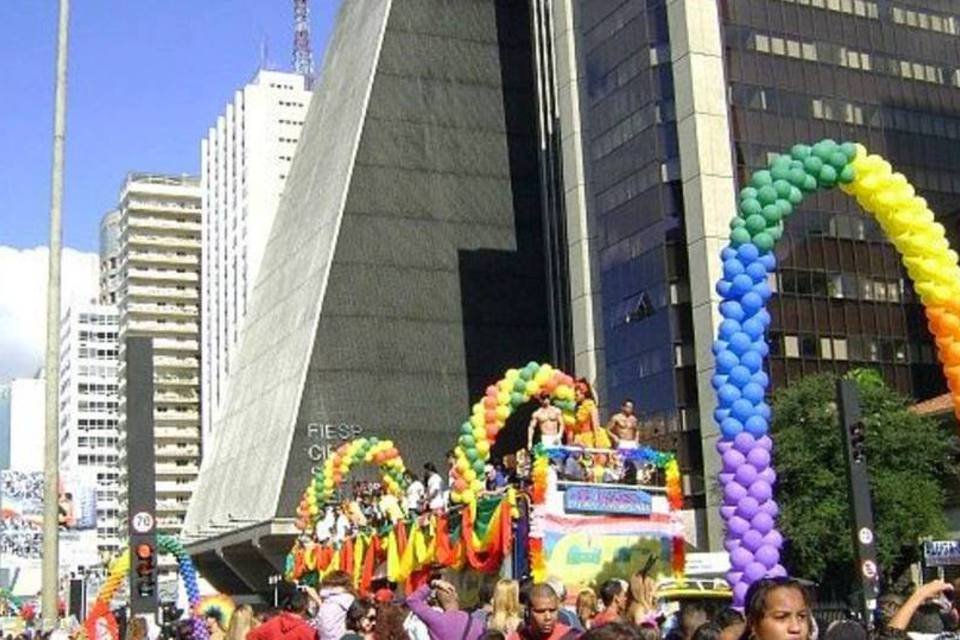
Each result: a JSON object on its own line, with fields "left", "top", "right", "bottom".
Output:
{"left": 607, "top": 398, "right": 640, "bottom": 449}
{"left": 528, "top": 394, "right": 564, "bottom": 449}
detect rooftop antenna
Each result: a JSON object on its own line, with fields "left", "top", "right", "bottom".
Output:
{"left": 259, "top": 33, "right": 269, "bottom": 70}
{"left": 293, "top": 0, "right": 313, "bottom": 83}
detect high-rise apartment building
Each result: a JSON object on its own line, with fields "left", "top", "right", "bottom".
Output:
{"left": 100, "top": 210, "right": 122, "bottom": 306}
{"left": 58, "top": 304, "right": 122, "bottom": 554}
{"left": 560, "top": 0, "right": 960, "bottom": 546}
{"left": 200, "top": 70, "right": 311, "bottom": 445}
{"left": 0, "top": 384, "right": 10, "bottom": 470}
{"left": 115, "top": 173, "right": 202, "bottom": 539}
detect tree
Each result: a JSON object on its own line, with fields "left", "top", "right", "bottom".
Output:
{"left": 771, "top": 369, "right": 958, "bottom": 597}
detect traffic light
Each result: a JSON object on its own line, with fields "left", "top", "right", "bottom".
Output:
{"left": 134, "top": 543, "right": 157, "bottom": 598}
{"left": 849, "top": 420, "right": 866, "bottom": 463}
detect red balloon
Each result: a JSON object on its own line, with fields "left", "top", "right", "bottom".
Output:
{"left": 485, "top": 409, "right": 497, "bottom": 422}
{"left": 483, "top": 396, "right": 497, "bottom": 409}
{"left": 486, "top": 385, "right": 498, "bottom": 397}
{"left": 388, "top": 447, "right": 399, "bottom": 458}
{"left": 454, "top": 478, "right": 467, "bottom": 491}
{"left": 486, "top": 423, "right": 498, "bottom": 438}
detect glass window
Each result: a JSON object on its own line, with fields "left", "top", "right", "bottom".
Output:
{"left": 801, "top": 336, "right": 818, "bottom": 358}
{"left": 833, "top": 338, "right": 849, "bottom": 361}
{"left": 820, "top": 337, "right": 834, "bottom": 359}
{"left": 785, "top": 335, "right": 800, "bottom": 358}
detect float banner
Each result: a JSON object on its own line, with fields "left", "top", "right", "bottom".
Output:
{"left": 563, "top": 485, "right": 652, "bottom": 517}
{"left": 923, "top": 540, "right": 960, "bottom": 567}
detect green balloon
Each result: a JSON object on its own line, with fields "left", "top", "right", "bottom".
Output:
{"left": 786, "top": 167, "right": 807, "bottom": 188}
{"left": 813, "top": 140, "right": 836, "bottom": 160}
{"left": 739, "top": 187, "right": 758, "bottom": 201}
{"left": 770, "top": 163, "right": 791, "bottom": 182}
{"left": 818, "top": 164, "right": 838, "bottom": 186}
{"left": 838, "top": 164, "right": 856, "bottom": 184}
{"left": 519, "top": 368, "right": 533, "bottom": 382}
{"left": 802, "top": 155, "right": 823, "bottom": 175}
{"left": 745, "top": 214, "right": 767, "bottom": 234}
{"left": 828, "top": 151, "right": 848, "bottom": 170}
{"left": 756, "top": 185, "right": 778, "bottom": 206}
{"left": 801, "top": 174, "right": 819, "bottom": 193}
{"left": 510, "top": 392, "right": 525, "bottom": 407}
{"left": 461, "top": 434, "right": 476, "bottom": 447}
{"left": 768, "top": 224, "right": 783, "bottom": 241}
{"left": 840, "top": 141, "right": 858, "bottom": 161}
{"left": 790, "top": 144, "right": 812, "bottom": 160}
{"left": 465, "top": 446, "right": 478, "bottom": 460}
{"left": 730, "top": 216, "right": 746, "bottom": 229}
{"left": 776, "top": 199, "right": 793, "bottom": 218}
{"left": 761, "top": 204, "right": 781, "bottom": 225}
{"left": 739, "top": 198, "right": 763, "bottom": 218}
{"left": 753, "top": 231, "right": 774, "bottom": 252}
{"left": 514, "top": 378, "right": 528, "bottom": 393}
{"left": 750, "top": 170, "right": 773, "bottom": 188}
{"left": 473, "top": 460, "right": 485, "bottom": 474}
{"left": 788, "top": 185, "right": 804, "bottom": 205}
{"left": 730, "top": 226, "right": 752, "bottom": 247}
{"left": 772, "top": 180, "right": 791, "bottom": 200}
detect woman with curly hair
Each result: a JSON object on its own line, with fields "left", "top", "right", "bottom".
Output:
{"left": 570, "top": 379, "right": 611, "bottom": 449}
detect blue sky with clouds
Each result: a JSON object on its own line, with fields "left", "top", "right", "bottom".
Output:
{"left": 0, "top": 1, "right": 339, "bottom": 253}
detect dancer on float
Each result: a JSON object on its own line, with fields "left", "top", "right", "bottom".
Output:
{"left": 529, "top": 393, "right": 564, "bottom": 449}
{"left": 569, "top": 379, "right": 611, "bottom": 449}
{"left": 606, "top": 398, "right": 639, "bottom": 450}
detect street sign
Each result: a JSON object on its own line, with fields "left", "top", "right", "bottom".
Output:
{"left": 923, "top": 540, "right": 960, "bottom": 567}
{"left": 132, "top": 512, "right": 154, "bottom": 534}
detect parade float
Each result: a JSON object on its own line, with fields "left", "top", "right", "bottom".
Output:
{"left": 285, "top": 362, "right": 688, "bottom": 602}
{"left": 708, "top": 139, "right": 960, "bottom": 605}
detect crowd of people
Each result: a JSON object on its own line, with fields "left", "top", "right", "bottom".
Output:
{"left": 159, "top": 571, "right": 960, "bottom": 640}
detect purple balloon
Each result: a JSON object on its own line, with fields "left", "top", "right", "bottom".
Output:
{"left": 728, "top": 515, "right": 750, "bottom": 536}
{"left": 747, "top": 448, "right": 771, "bottom": 470}
{"left": 723, "top": 449, "right": 746, "bottom": 472}
{"left": 742, "top": 529, "right": 765, "bottom": 552}
{"left": 763, "top": 530, "right": 784, "bottom": 549}
{"left": 760, "top": 499, "right": 779, "bottom": 518}
{"left": 755, "top": 544, "right": 779, "bottom": 569}
{"left": 752, "top": 512, "right": 774, "bottom": 534}
{"left": 748, "top": 480, "right": 772, "bottom": 503}
{"left": 731, "top": 547, "right": 753, "bottom": 570}
{"left": 724, "top": 482, "right": 748, "bottom": 505}
{"left": 724, "top": 538, "right": 742, "bottom": 553}
{"left": 733, "top": 582, "right": 749, "bottom": 607}
{"left": 720, "top": 505, "right": 737, "bottom": 520}
{"left": 717, "top": 440, "right": 733, "bottom": 454}
{"left": 735, "top": 464, "right": 758, "bottom": 486}
{"left": 758, "top": 467, "right": 777, "bottom": 485}
{"left": 757, "top": 435, "right": 773, "bottom": 451}
{"left": 734, "top": 432, "right": 756, "bottom": 452}
{"left": 725, "top": 570, "right": 743, "bottom": 586}
{"left": 768, "top": 564, "right": 788, "bottom": 578}
{"left": 737, "top": 496, "right": 760, "bottom": 519}
{"left": 718, "top": 472, "right": 735, "bottom": 485}
{"left": 744, "top": 561, "right": 768, "bottom": 582}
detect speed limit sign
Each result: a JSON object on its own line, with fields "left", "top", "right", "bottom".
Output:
{"left": 132, "top": 511, "right": 155, "bottom": 534}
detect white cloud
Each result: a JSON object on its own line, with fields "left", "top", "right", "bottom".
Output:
{"left": 0, "top": 246, "right": 99, "bottom": 382}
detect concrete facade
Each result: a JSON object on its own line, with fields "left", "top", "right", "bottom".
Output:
{"left": 99, "top": 210, "right": 122, "bottom": 306}
{"left": 200, "top": 70, "right": 311, "bottom": 447}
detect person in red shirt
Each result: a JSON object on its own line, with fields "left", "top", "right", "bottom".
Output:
{"left": 591, "top": 580, "right": 628, "bottom": 628}
{"left": 508, "top": 584, "right": 580, "bottom": 640}
{"left": 248, "top": 592, "right": 318, "bottom": 640}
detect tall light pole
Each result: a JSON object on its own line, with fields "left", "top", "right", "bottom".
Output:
{"left": 41, "top": 0, "right": 70, "bottom": 631}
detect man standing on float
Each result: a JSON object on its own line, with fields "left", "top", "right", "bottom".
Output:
{"left": 607, "top": 398, "right": 640, "bottom": 449}
{"left": 528, "top": 393, "right": 564, "bottom": 449}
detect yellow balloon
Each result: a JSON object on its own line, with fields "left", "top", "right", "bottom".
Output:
{"left": 476, "top": 440, "right": 490, "bottom": 455}
{"left": 505, "top": 369, "right": 520, "bottom": 381}
{"left": 470, "top": 414, "right": 483, "bottom": 430}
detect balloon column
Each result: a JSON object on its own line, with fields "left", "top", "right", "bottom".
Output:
{"left": 449, "top": 362, "right": 577, "bottom": 504}
{"left": 295, "top": 437, "right": 407, "bottom": 532}
{"left": 84, "top": 534, "right": 206, "bottom": 640}
{"left": 713, "top": 139, "right": 960, "bottom": 605}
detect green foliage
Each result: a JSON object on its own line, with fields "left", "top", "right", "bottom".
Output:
{"left": 771, "top": 370, "right": 958, "bottom": 595}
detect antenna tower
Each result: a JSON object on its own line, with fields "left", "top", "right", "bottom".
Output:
{"left": 293, "top": 0, "right": 313, "bottom": 79}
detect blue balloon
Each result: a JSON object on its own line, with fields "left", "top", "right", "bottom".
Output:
{"left": 742, "top": 318, "right": 765, "bottom": 339}
{"left": 744, "top": 415, "right": 768, "bottom": 436}
{"left": 728, "top": 365, "right": 752, "bottom": 388}
{"left": 740, "top": 350, "right": 763, "bottom": 373}
{"left": 716, "top": 280, "right": 732, "bottom": 297}
{"left": 721, "top": 246, "right": 737, "bottom": 261}
{"left": 757, "top": 402, "right": 772, "bottom": 420}
{"left": 741, "top": 291, "right": 764, "bottom": 315}
{"left": 719, "top": 319, "right": 742, "bottom": 340}
{"left": 712, "top": 373, "right": 728, "bottom": 390}
{"left": 721, "top": 417, "right": 744, "bottom": 438}
{"left": 759, "top": 252, "right": 777, "bottom": 271}
{"left": 753, "top": 340, "right": 770, "bottom": 357}
{"left": 746, "top": 261, "right": 767, "bottom": 282}
{"left": 718, "top": 384, "right": 742, "bottom": 406}
{"left": 729, "top": 332, "right": 753, "bottom": 356}
{"left": 714, "top": 407, "right": 731, "bottom": 423}
{"left": 737, "top": 242, "right": 760, "bottom": 264}
{"left": 731, "top": 274, "right": 754, "bottom": 297}
{"left": 723, "top": 259, "right": 746, "bottom": 280}
{"left": 712, "top": 340, "right": 729, "bottom": 355}
{"left": 742, "top": 382, "right": 765, "bottom": 404}
{"left": 731, "top": 398, "right": 756, "bottom": 422}
{"left": 720, "top": 300, "right": 746, "bottom": 322}
{"left": 757, "top": 309, "right": 772, "bottom": 326}
{"left": 716, "top": 349, "right": 739, "bottom": 373}
{"left": 753, "top": 281, "right": 773, "bottom": 301}
{"left": 751, "top": 371, "right": 770, "bottom": 388}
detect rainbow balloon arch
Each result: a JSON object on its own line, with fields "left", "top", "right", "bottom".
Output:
{"left": 84, "top": 534, "right": 206, "bottom": 640}
{"left": 286, "top": 362, "right": 686, "bottom": 593}
{"left": 712, "top": 139, "right": 960, "bottom": 606}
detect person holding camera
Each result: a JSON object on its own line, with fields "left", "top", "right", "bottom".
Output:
{"left": 406, "top": 578, "right": 485, "bottom": 640}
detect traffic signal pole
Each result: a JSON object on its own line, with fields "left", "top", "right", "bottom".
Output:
{"left": 837, "top": 379, "right": 879, "bottom": 629}
{"left": 126, "top": 338, "right": 158, "bottom": 615}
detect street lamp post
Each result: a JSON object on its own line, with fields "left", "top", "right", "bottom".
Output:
{"left": 41, "top": 0, "right": 70, "bottom": 631}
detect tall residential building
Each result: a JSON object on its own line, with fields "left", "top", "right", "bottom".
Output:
{"left": 99, "top": 210, "right": 122, "bottom": 305}
{"left": 201, "top": 69, "right": 311, "bottom": 446}
{"left": 9, "top": 376, "right": 44, "bottom": 473}
{"left": 556, "top": 0, "right": 960, "bottom": 546}
{"left": 0, "top": 384, "right": 10, "bottom": 470}
{"left": 58, "top": 304, "right": 122, "bottom": 554}
{"left": 115, "top": 173, "right": 202, "bottom": 540}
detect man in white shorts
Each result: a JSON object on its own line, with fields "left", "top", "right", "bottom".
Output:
{"left": 528, "top": 394, "right": 564, "bottom": 449}
{"left": 607, "top": 398, "right": 640, "bottom": 449}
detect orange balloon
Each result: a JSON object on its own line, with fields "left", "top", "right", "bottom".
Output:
{"left": 941, "top": 312, "right": 960, "bottom": 336}
{"left": 483, "top": 396, "right": 497, "bottom": 409}
{"left": 947, "top": 342, "right": 960, "bottom": 366}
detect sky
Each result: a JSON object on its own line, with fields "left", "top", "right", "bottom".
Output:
{"left": 0, "top": 1, "right": 340, "bottom": 382}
